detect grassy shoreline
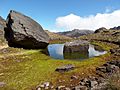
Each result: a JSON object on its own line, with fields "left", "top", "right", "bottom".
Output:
{"left": 0, "top": 41, "right": 118, "bottom": 90}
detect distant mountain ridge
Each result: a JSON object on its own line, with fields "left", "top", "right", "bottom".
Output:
{"left": 57, "top": 29, "right": 94, "bottom": 38}
{"left": 110, "top": 26, "right": 120, "bottom": 30}
{"left": 45, "top": 30, "right": 72, "bottom": 40}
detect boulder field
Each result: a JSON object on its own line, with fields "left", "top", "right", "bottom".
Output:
{"left": 4, "top": 10, "right": 50, "bottom": 49}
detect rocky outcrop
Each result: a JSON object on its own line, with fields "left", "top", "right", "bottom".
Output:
{"left": 81, "top": 29, "right": 120, "bottom": 45}
{"left": 110, "top": 26, "right": 120, "bottom": 30}
{"left": 5, "top": 10, "right": 49, "bottom": 49}
{"left": 94, "top": 27, "right": 108, "bottom": 33}
{"left": 57, "top": 29, "right": 94, "bottom": 38}
{"left": 63, "top": 40, "right": 89, "bottom": 53}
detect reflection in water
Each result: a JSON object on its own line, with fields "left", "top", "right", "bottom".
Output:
{"left": 48, "top": 44, "right": 64, "bottom": 59}
{"left": 89, "top": 45, "right": 107, "bottom": 57}
{"left": 47, "top": 44, "right": 107, "bottom": 60}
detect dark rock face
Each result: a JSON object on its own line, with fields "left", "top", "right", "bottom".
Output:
{"left": 94, "top": 27, "right": 108, "bottom": 33}
{"left": 110, "top": 26, "right": 120, "bottom": 30}
{"left": 55, "top": 64, "right": 75, "bottom": 72}
{"left": 63, "top": 40, "right": 89, "bottom": 53}
{"left": 5, "top": 10, "right": 49, "bottom": 49}
{"left": 57, "top": 29, "right": 94, "bottom": 38}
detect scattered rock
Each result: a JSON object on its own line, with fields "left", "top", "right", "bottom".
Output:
{"left": 36, "top": 60, "right": 120, "bottom": 90}
{"left": 90, "top": 80, "right": 98, "bottom": 88}
{"left": 56, "top": 85, "right": 66, "bottom": 90}
{"left": 5, "top": 10, "right": 50, "bottom": 49}
{"left": 96, "top": 66, "right": 107, "bottom": 73}
{"left": 55, "top": 64, "right": 75, "bottom": 72}
{"left": 71, "top": 75, "right": 78, "bottom": 80}
{"left": 65, "top": 87, "right": 71, "bottom": 90}
{"left": 36, "top": 82, "right": 53, "bottom": 90}
{"left": 0, "top": 82, "right": 6, "bottom": 87}
{"left": 96, "top": 60, "right": 120, "bottom": 75}
{"left": 72, "top": 85, "right": 87, "bottom": 90}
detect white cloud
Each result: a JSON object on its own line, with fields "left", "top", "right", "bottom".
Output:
{"left": 56, "top": 10, "right": 120, "bottom": 31}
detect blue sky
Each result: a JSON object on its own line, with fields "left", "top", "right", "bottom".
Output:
{"left": 0, "top": 0, "right": 120, "bottom": 31}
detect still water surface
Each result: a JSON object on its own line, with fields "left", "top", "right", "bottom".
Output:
{"left": 47, "top": 44, "right": 107, "bottom": 60}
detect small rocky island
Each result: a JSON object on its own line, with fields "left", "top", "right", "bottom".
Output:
{"left": 64, "top": 40, "right": 89, "bottom": 53}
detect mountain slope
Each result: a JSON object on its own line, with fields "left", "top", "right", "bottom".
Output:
{"left": 45, "top": 30, "right": 72, "bottom": 43}
{"left": 0, "top": 16, "right": 6, "bottom": 45}
{"left": 57, "top": 29, "right": 94, "bottom": 38}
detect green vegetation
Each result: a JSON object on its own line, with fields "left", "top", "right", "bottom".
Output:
{"left": 45, "top": 30, "right": 73, "bottom": 44}
{"left": 79, "top": 30, "right": 120, "bottom": 45}
{"left": 91, "top": 41, "right": 119, "bottom": 51}
{"left": 0, "top": 41, "right": 118, "bottom": 90}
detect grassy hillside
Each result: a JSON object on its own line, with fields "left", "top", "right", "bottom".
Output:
{"left": 45, "top": 30, "right": 73, "bottom": 43}
{"left": 80, "top": 30, "right": 120, "bottom": 45}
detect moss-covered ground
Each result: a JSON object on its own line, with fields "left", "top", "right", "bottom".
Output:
{"left": 0, "top": 41, "right": 119, "bottom": 90}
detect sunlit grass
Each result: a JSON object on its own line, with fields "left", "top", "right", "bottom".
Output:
{"left": 0, "top": 41, "right": 117, "bottom": 90}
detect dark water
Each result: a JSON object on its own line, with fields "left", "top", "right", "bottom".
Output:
{"left": 47, "top": 44, "right": 107, "bottom": 60}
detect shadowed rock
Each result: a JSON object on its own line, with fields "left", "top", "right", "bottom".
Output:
{"left": 5, "top": 10, "right": 49, "bottom": 49}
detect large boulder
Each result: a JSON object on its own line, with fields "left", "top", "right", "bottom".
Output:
{"left": 5, "top": 10, "right": 49, "bottom": 49}
{"left": 63, "top": 40, "right": 89, "bottom": 53}
{"left": 63, "top": 40, "right": 89, "bottom": 59}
